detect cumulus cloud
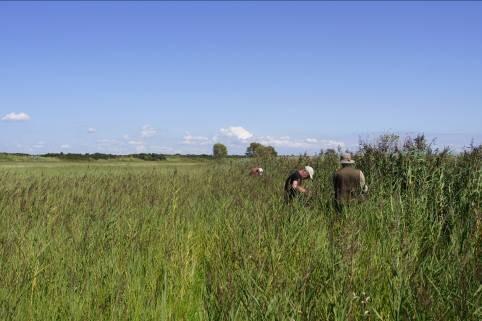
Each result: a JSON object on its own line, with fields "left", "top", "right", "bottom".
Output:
{"left": 90, "top": 126, "right": 165, "bottom": 153}
{"left": 217, "top": 126, "right": 343, "bottom": 149}
{"left": 2, "top": 112, "right": 31, "bottom": 121}
{"left": 60, "top": 144, "right": 71, "bottom": 149}
{"left": 87, "top": 128, "right": 96, "bottom": 134}
{"left": 95, "top": 138, "right": 125, "bottom": 153}
{"left": 135, "top": 145, "right": 146, "bottom": 152}
{"left": 141, "top": 125, "right": 157, "bottom": 138}
{"left": 128, "top": 140, "right": 150, "bottom": 152}
{"left": 258, "top": 136, "right": 312, "bottom": 148}
{"left": 32, "top": 141, "right": 45, "bottom": 149}
{"left": 178, "top": 126, "right": 346, "bottom": 154}
{"left": 96, "top": 138, "right": 121, "bottom": 148}
{"left": 182, "top": 133, "right": 211, "bottom": 145}
{"left": 94, "top": 135, "right": 172, "bottom": 154}
{"left": 242, "top": 136, "right": 343, "bottom": 155}
{"left": 319, "top": 139, "right": 346, "bottom": 148}
{"left": 220, "top": 126, "right": 253, "bottom": 140}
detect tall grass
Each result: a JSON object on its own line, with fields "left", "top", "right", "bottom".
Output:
{"left": 0, "top": 144, "right": 480, "bottom": 320}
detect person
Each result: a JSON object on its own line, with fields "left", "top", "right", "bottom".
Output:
{"left": 333, "top": 153, "right": 368, "bottom": 212}
{"left": 284, "top": 166, "right": 314, "bottom": 202}
{"left": 249, "top": 167, "right": 264, "bottom": 176}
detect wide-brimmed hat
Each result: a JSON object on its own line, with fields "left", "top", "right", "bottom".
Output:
{"left": 340, "top": 153, "right": 355, "bottom": 164}
{"left": 304, "top": 166, "right": 314, "bottom": 179}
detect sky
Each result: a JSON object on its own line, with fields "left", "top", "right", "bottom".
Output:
{"left": 1, "top": 1, "right": 481, "bottom": 155}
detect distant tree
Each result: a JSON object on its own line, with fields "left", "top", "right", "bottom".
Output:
{"left": 246, "top": 142, "right": 277, "bottom": 157}
{"left": 246, "top": 143, "right": 262, "bottom": 157}
{"left": 325, "top": 148, "right": 337, "bottom": 156}
{"left": 213, "top": 143, "right": 228, "bottom": 158}
{"left": 264, "top": 145, "right": 278, "bottom": 157}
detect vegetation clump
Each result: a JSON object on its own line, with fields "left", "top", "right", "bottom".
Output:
{"left": 0, "top": 134, "right": 480, "bottom": 320}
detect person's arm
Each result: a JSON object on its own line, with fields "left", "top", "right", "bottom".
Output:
{"left": 292, "top": 180, "right": 308, "bottom": 193}
{"left": 359, "top": 171, "right": 368, "bottom": 193}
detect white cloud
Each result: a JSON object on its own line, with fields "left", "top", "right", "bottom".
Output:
{"left": 176, "top": 126, "right": 347, "bottom": 154}
{"left": 127, "top": 140, "right": 146, "bottom": 152}
{"left": 87, "top": 128, "right": 96, "bottom": 134}
{"left": 320, "top": 139, "right": 346, "bottom": 148}
{"left": 220, "top": 126, "right": 253, "bottom": 140}
{"left": 141, "top": 125, "right": 157, "bottom": 138}
{"left": 243, "top": 136, "right": 343, "bottom": 155}
{"left": 32, "top": 141, "right": 45, "bottom": 149}
{"left": 214, "top": 126, "right": 345, "bottom": 153}
{"left": 60, "top": 144, "right": 71, "bottom": 149}
{"left": 95, "top": 136, "right": 168, "bottom": 154}
{"left": 95, "top": 138, "right": 124, "bottom": 153}
{"left": 258, "top": 136, "right": 311, "bottom": 148}
{"left": 2, "top": 112, "right": 31, "bottom": 121}
{"left": 182, "top": 133, "right": 211, "bottom": 145}
{"left": 135, "top": 145, "right": 145, "bottom": 152}
{"left": 96, "top": 138, "right": 121, "bottom": 148}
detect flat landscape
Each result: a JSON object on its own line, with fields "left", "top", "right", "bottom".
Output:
{"left": 2, "top": 2, "right": 482, "bottom": 320}
{"left": 1, "top": 147, "right": 480, "bottom": 321}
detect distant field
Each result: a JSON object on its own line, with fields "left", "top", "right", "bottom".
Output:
{"left": 0, "top": 156, "right": 208, "bottom": 170}
{"left": 0, "top": 160, "right": 204, "bottom": 169}
{"left": 0, "top": 151, "right": 480, "bottom": 321}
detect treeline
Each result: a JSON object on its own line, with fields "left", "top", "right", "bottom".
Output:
{"left": 41, "top": 153, "right": 167, "bottom": 161}
{"left": 0, "top": 152, "right": 31, "bottom": 157}
{"left": 0, "top": 152, "right": 248, "bottom": 161}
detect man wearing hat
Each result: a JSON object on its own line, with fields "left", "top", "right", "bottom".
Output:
{"left": 284, "top": 166, "right": 315, "bottom": 202}
{"left": 333, "top": 153, "right": 368, "bottom": 212}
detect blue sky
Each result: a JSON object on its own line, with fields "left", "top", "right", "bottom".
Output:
{"left": 1, "top": 1, "right": 481, "bottom": 155}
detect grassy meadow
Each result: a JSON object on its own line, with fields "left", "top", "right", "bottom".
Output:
{"left": 0, "top": 146, "right": 480, "bottom": 320}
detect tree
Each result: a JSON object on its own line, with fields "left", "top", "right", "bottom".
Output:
{"left": 325, "top": 148, "right": 337, "bottom": 156}
{"left": 213, "top": 143, "right": 228, "bottom": 158}
{"left": 264, "top": 146, "right": 278, "bottom": 157}
{"left": 246, "top": 143, "right": 262, "bottom": 157}
{"left": 245, "top": 142, "right": 277, "bottom": 158}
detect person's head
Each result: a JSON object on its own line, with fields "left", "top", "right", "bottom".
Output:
{"left": 250, "top": 167, "right": 263, "bottom": 176}
{"left": 300, "top": 166, "right": 314, "bottom": 180}
{"left": 340, "top": 153, "right": 355, "bottom": 167}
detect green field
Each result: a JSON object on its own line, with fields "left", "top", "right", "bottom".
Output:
{"left": 0, "top": 149, "right": 480, "bottom": 320}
